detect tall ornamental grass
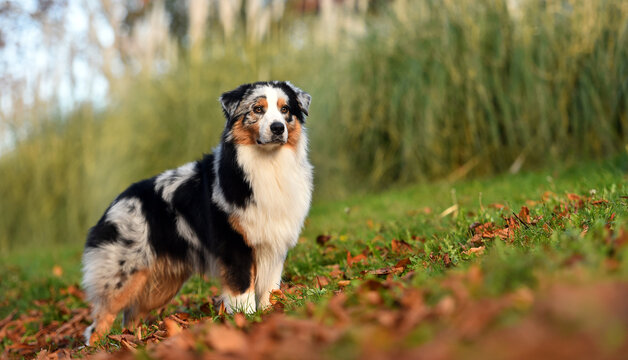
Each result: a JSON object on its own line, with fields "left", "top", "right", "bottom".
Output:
{"left": 325, "top": 0, "right": 628, "bottom": 188}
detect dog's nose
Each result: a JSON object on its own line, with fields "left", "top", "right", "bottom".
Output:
{"left": 270, "top": 122, "right": 285, "bottom": 135}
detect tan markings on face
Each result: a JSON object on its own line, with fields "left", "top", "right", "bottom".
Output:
{"left": 277, "top": 97, "right": 287, "bottom": 113}
{"left": 286, "top": 116, "right": 302, "bottom": 149}
{"left": 230, "top": 115, "right": 258, "bottom": 145}
{"left": 256, "top": 98, "right": 268, "bottom": 112}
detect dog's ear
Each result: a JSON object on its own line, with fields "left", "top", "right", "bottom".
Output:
{"left": 285, "top": 81, "right": 311, "bottom": 118}
{"left": 219, "top": 83, "right": 252, "bottom": 121}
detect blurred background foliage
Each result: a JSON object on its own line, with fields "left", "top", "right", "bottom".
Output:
{"left": 0, "top": 0, "right": 627, "bottom": 251}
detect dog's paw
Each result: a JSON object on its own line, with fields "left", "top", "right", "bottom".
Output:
{"left": 83, "top": 323, "right": 95, "bottom": 346}
{"left": 221, "top": 292, "right": 256, "bottom": 314}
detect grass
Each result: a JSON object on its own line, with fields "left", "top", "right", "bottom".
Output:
{"left": 1, "top": 154, "right": 627, "bottom": 357}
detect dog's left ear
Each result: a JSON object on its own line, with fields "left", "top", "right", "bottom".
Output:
{"left": 285, "top": 81, "right": 312, "bottom": 118}
{"left": 219, "top": 83, "right": 252, "bottom": 121}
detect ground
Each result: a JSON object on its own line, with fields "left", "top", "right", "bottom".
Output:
{"left": 1, "top": 156, "right": 627, "bottom": 359}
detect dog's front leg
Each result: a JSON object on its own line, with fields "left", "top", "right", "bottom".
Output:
{"left": 255, "top": 248, "right": 287, "bottom": 310}
{"left": 219, "top": 260, "right": 256, "bottom": 314}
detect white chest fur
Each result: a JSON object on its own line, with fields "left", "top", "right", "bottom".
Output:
{"left": 213, "top": 133, "right": 313, "bottom": 253}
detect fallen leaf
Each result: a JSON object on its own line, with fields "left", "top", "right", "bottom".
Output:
{"left": 316, "top": 275, "right": 330, "bottom": 288}
{"left": 316, "top": 234, "right": 331, "bottom": 246}
{"left": 206, "top": 326, "right": 247, "bottom": 354}
{"left": 347, "top": 252, "right": 367, "bottom": 267}
{"left": 269, "top": 289, "right": 286, "bottom": 306}
{"left": 435, "top": 295, "right": 455, "bottom": 316}
{"left": 361, "top": 267, "right": 404, "bottom": 276}
{"left": 164, "top": 318, "right": 181, "bottom": 337}
{"left": 395, "top": 258, "right": 411, "bottom": 270}
{"left": 233, "top": 313, "right": 247, "bottom": 328}
{"left": 443, "top": 253, "right": 452, "bottom": 267}
{"left": 391, "top": 239, "right": 412, "bottom": 254}
{"left": 337, "top": 280, "right": 351, "bottom": 287}
{"left": 52, "top": 266, "right": 63, "bottom": 277}
{"left": 518, "top": 206, "right": 531, "bottom": 224}
{"left": 463, "top": 246, "right": 485, "bottom": 256}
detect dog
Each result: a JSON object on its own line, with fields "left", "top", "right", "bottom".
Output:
{"left": 81, "top": 81, "right": 313, "bottom": 345}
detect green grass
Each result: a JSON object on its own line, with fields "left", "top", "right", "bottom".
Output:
{"left": 1, "top": 155, "right": 627, "bottom": 358}
{"left": 1, "top": 155, "right": 625, "bottom": 320}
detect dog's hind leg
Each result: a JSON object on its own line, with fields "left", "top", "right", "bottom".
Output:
{"left": 85, "top": 269, "right": 149, "bottom": 345}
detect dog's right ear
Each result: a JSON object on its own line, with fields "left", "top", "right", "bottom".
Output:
{"left": 219, "top": 83, "right": 252, "bottom": 121}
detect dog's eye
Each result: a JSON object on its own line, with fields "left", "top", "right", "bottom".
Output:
{"left": 280, "top": 106, "right": 289, "bottom": 114}
{"left": 253, "top": 106, "right": 264, "bottom": 114}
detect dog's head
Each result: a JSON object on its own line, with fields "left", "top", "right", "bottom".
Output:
{"left": 219, "top": 81, "right": 311, "bottom": 148}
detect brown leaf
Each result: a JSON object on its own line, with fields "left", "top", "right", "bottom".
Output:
{"left": 233, "top": 313, "right": 247, "bottom": 328}
{"left": 269, "top": 289, "right": 286, "bottom": 307}
{"left": 518, "top": 206, "right": 531, "bottom": 224}
{"left": 346, "top": 251, "right": 367, "bottom": 267}
{"left": 174, "top": 312, "right": 190, "bottom": 321}
{"left": 391, "top": 239, "right": 413, "bottom": 254}
{"left": 164, "top": 318, "right": 182, "bottom": 337}
{"left": 488, "top": 203, "right": 506, "bottom": 210}
{"left": 364, "top": 290, "right": 383, "bottom": 305}
{"left": 328, "top": 293, "right": 349, "bottom": 323}
{"left": 316, "top": 275, "right": 330, "bottom": 289}
{"left": 362, "top": 266, "right": 404, "bottom": 276}
{"left": 120, "top": 338, "right": 137, "bottom": 352}
{"left": 107, "top": 333, "right": 137, "bottom": 343}
{"left": 329, "top": 268, "right": 344, "bottom": 279}
{"left": 52, "top": 265, "right": 63, "bottom": 277}
{"left": 443, "top": 253, "right": 452, "bottom": 267}
{"left": 316, "top": 234, "right": 331, "bottom": 246}
{"left": 200, "top": 302, "right": 212, "bottom": 314}
{"left": 337, "top": 280, "right": 351, "bottom": 287}
{"left": 567, "top": 193, "right": 581, "bottom": 201}
{"left": 562, "top": 253, "right": 584, "bottom": 267}
{"left": 395, "top": 258, "right": 411, "bottom": 270}
{"left": 435, "top": 295, "right": 455, "bottom": 316}
{"left": 206, "top": 326, "right": 247, "bottom": 354}
{"left": 463, "top": 246, "right": 485, "bottom": 256}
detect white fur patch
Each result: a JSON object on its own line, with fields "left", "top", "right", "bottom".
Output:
{"left": 154, "top": 161, "right": 197, "bottom": 203}
{"left": 222, "top": 291, "right": 256, "bottom": 314}
{"left": 254, "top": 244, "right": 287, "bottom": 309}
{"left": 257, "top": 86, "right": 289, "bottom": 144}
{"left": 233, "top": 130, "right": 313, "bottom": 249}
{"left": 176, "top": 214, "right": 201, "bottom": 249}
{"left": 212, "top": 125, "right": 313, "bottom": 308}
{"left": 82, "top": 197, "right": 153, "bottom": 307}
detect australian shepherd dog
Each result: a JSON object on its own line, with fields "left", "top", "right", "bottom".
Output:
{"left": 81, "top": 81, "right": 313, "bottom": 345}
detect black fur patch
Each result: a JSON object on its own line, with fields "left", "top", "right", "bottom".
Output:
{"left": 207, "top": 204, "right": 254, "bottom": 293}
{"left": 169, "top": 154, "right": 254, "bottom": 292}
{"left": 218, "top": 142, "right": 252, "bottom": 208}
{"left": 220, "top": 83, "right": 253, "bottom": 127}
{"left": 276, "top": 82, "right": 307, "bottom": 122}
{"left": 117, "top": 178, "right": 190, "bottom": 261}
{"left": 85, "top": 219, "right": 119, "bottom": 248}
